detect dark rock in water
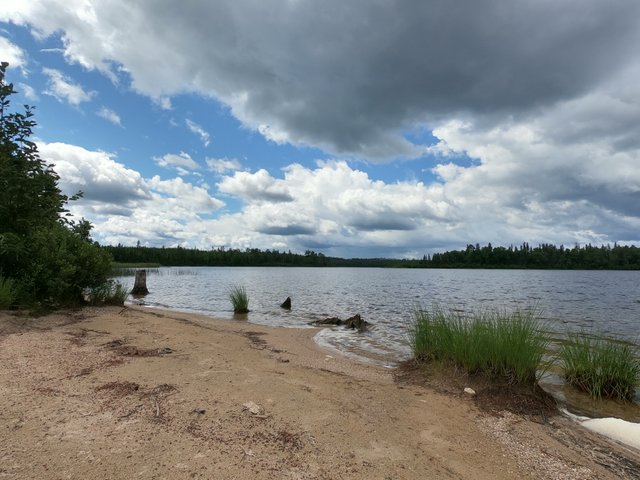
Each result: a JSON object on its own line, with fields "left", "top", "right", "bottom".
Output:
{"left": 311, "top": 314, "right": 369, "bottom": 332}
{"left": 280, "top": 297, "right": 292, "bottom": 310}
{"left": 344, "top": 314, "right": 368, "bottom": 332}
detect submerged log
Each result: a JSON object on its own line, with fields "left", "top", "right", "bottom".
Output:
{"left": 311, "top": 314, "right": 369, "bottom": 332}
{"left": 280, "top": 297, "right": 292, "bottom": 310}
{"left": 344, "top": 314, "right": 368, "bottom": 332}
{"left": 131, "top": 269, "right": 149, "bottom": 296}
{"left": 313, "top": 317, "right": 343, "bottom": 326}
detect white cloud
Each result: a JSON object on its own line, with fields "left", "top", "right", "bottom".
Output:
{"left": 155, "top": 152, "right": 199, "bottom": 172}
{"left": 185, "top": 119, "right": 210, "bottom": 147}
{"left": 18, "top": 82, "right": 38, "bottom": 101}
{"left": 96, "top": 106, "right": 122, "bottom": 126}
{"left": 148, "top": 175, "right": 224, "bottom": 212}
{"left": 210, "top": 155, "right": 640, "bottom": 255}
{"left": 42, "top": 67, "right": 95, "bottom": 105}
{"left": 37, "top": 141, "right": 225, "bottom": 246}
{"left": 218, "top": 169, "right": 293, "bottom": 203}
{"left": 35, "top": 140, "right": 640, "bottom": 255}
{"left": 155, "top": 96, "right": 172, "bottom": 110}
{"left": 38, "top": 142, "right": 149, "bottom": 206}
{"left": 0, "top": 36, "right": 26, "bottom": 70}
{"left": 206, "top": 157, "right": 242, "bottom": 174}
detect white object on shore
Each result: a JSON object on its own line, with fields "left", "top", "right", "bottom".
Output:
{"left": 242, "top": 401, "right": 263, "bottom": 415}
{"left": 581, "top": 417, "right": 640, "bottom": 450}
{"left": 464, "top": 387, "right": 476, "bottom": 396}
{"left": 561, "top": 408, "right": 640, "bottom": 450}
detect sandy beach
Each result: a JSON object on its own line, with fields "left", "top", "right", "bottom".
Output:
{"left": 1, "top": 306, "right": 638, "bottom": 479}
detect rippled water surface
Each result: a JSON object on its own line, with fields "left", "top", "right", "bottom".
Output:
{"left": 118, "top": 267, "right": 640, "bottom": 368}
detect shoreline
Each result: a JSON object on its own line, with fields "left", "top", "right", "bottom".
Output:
{"left": 140, "top": 301, "right": 640, "bottom": 423}
{"left": 1, "top": 305, "right": 639, "bottom": 479}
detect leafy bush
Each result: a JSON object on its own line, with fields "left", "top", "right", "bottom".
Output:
{"left": 0, "top": 62, "right": 111, "bottom": 308}
{"left": 8, "top": 225, "right": 112, "bottom": 306}
{"left": 560, "top": 334, "right": 640, "bottom": 400}
{"left": 0, "top": 275, "right": 15, "bottom": 309}
{"left": 229, "top": 285, "right": 249, "bottom": 313}
{"left": 410, "top": 306, "right": 548, "bottom": 385}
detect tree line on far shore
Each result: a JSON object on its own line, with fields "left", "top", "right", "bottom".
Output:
{"left": 105, "top": 242, "right": 640, "bottom": 270}
{"left": 426, "top": 242, "right": 640, "bottom": 269}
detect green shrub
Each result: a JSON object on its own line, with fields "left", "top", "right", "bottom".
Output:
{"left": 410, "top": 306, "right": 548, "bottom": 385}
{"left": 8, "top": 225, "right": 111, "bottom": 306}
{"left": 0, "top": 275, "right": 15, "bottom": 309}
{"left": 560, "top": 334, "right": 640, "bottom": 400}
{"left": 229, "top": 285, "right": 249, "bottom": 313}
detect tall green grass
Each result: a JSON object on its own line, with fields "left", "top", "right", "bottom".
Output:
{"left": 229, "top": 285, "right": 249, "bottom": 313}
{"left": 410, "top": 306, "right": 549, "bottom": 385}
{"left": 86, "top": 280, "right": 128, "bottom": 306}
{"left": 560, "top": 334, "right": 640, "bottom": 400}
{"left": 0, "top": 275, "right": 15, "bottom": 309}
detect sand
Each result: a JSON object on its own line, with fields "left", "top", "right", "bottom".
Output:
{"left": 0, "top": 305, "right": 639, "bottom": 479}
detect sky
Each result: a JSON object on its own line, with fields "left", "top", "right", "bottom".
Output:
{"left": 1, "top": 0, "right": 639, "bottom": 258}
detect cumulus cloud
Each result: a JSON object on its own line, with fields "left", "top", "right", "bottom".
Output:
{"left": 206, "top": 157, "right": 242, "bottom": 174}
{"left": 42, "top": 67, "right": 95, "bottom": 105}
{"left": 218, "top": 169, "right": 293, "bottom": 203}
{"left": 215, "top": 161, "right": 454, "bottom": 248}
{"left": 33, "top": 140, "right": 640, "bottom": 255}
{"left": 96, "top": 106, "right": 122, "bottom": 126}
{"left": 155, "top": 152, "right": 199, "bottom": 173}
{"left": 4, "top": 1, "right": 639, "bottom": 160}
{"left": 38, "top": 142, "right": 149, "bottom": 206}
{"left": 185, "top": 119, "right": 210, "bottom": 147}
{"left": 37, "top": 141, "right": 225, "bottom": 246}
{"left": 212, "top": 156, "right": 640, "bottom": 255}
{"left": 147, "top": 175, "right": 224, "bottom": 212}
{"left": 0, "top": 35, "right": 26, "bottom": 69}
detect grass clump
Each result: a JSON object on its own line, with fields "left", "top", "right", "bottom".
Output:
{"left": 0, "top": 275, "right": 15, "bottom": 309}
{"left": 560, "top": 334, "right": 640, "bottom": 400}
{"left": 410, "top": 306, "right": 548, "bottom": 385}
{"left": 86, "top": 280, "right": 128, "bottom": 306}
{"left": 229, "top": 285, "right": 249, "bottom": 313}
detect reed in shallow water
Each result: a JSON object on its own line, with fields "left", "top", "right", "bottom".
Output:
{"left": 409, "top": 306, "right": 549, "bottom": 385}
{"left": 229, "top": 285, "right": 249, "bottom": 313}
{"left": 560, "top": 333, "right": 640, "bottom": 401}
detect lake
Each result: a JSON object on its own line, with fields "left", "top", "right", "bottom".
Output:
{"left": 118, "top": 267, "right": 640, "bottom": 367}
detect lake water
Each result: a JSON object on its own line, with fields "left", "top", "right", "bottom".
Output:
{"left": 118, "top": 267, "right": 640, "bottom": 366}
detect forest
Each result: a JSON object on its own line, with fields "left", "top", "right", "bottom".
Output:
{"left": 104, "top": 242, "right": 640, "bottom": 270}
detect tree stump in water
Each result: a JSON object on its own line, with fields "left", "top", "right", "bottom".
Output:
{"left": 131, "top": 269, "right": 149, "bottom": 295}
